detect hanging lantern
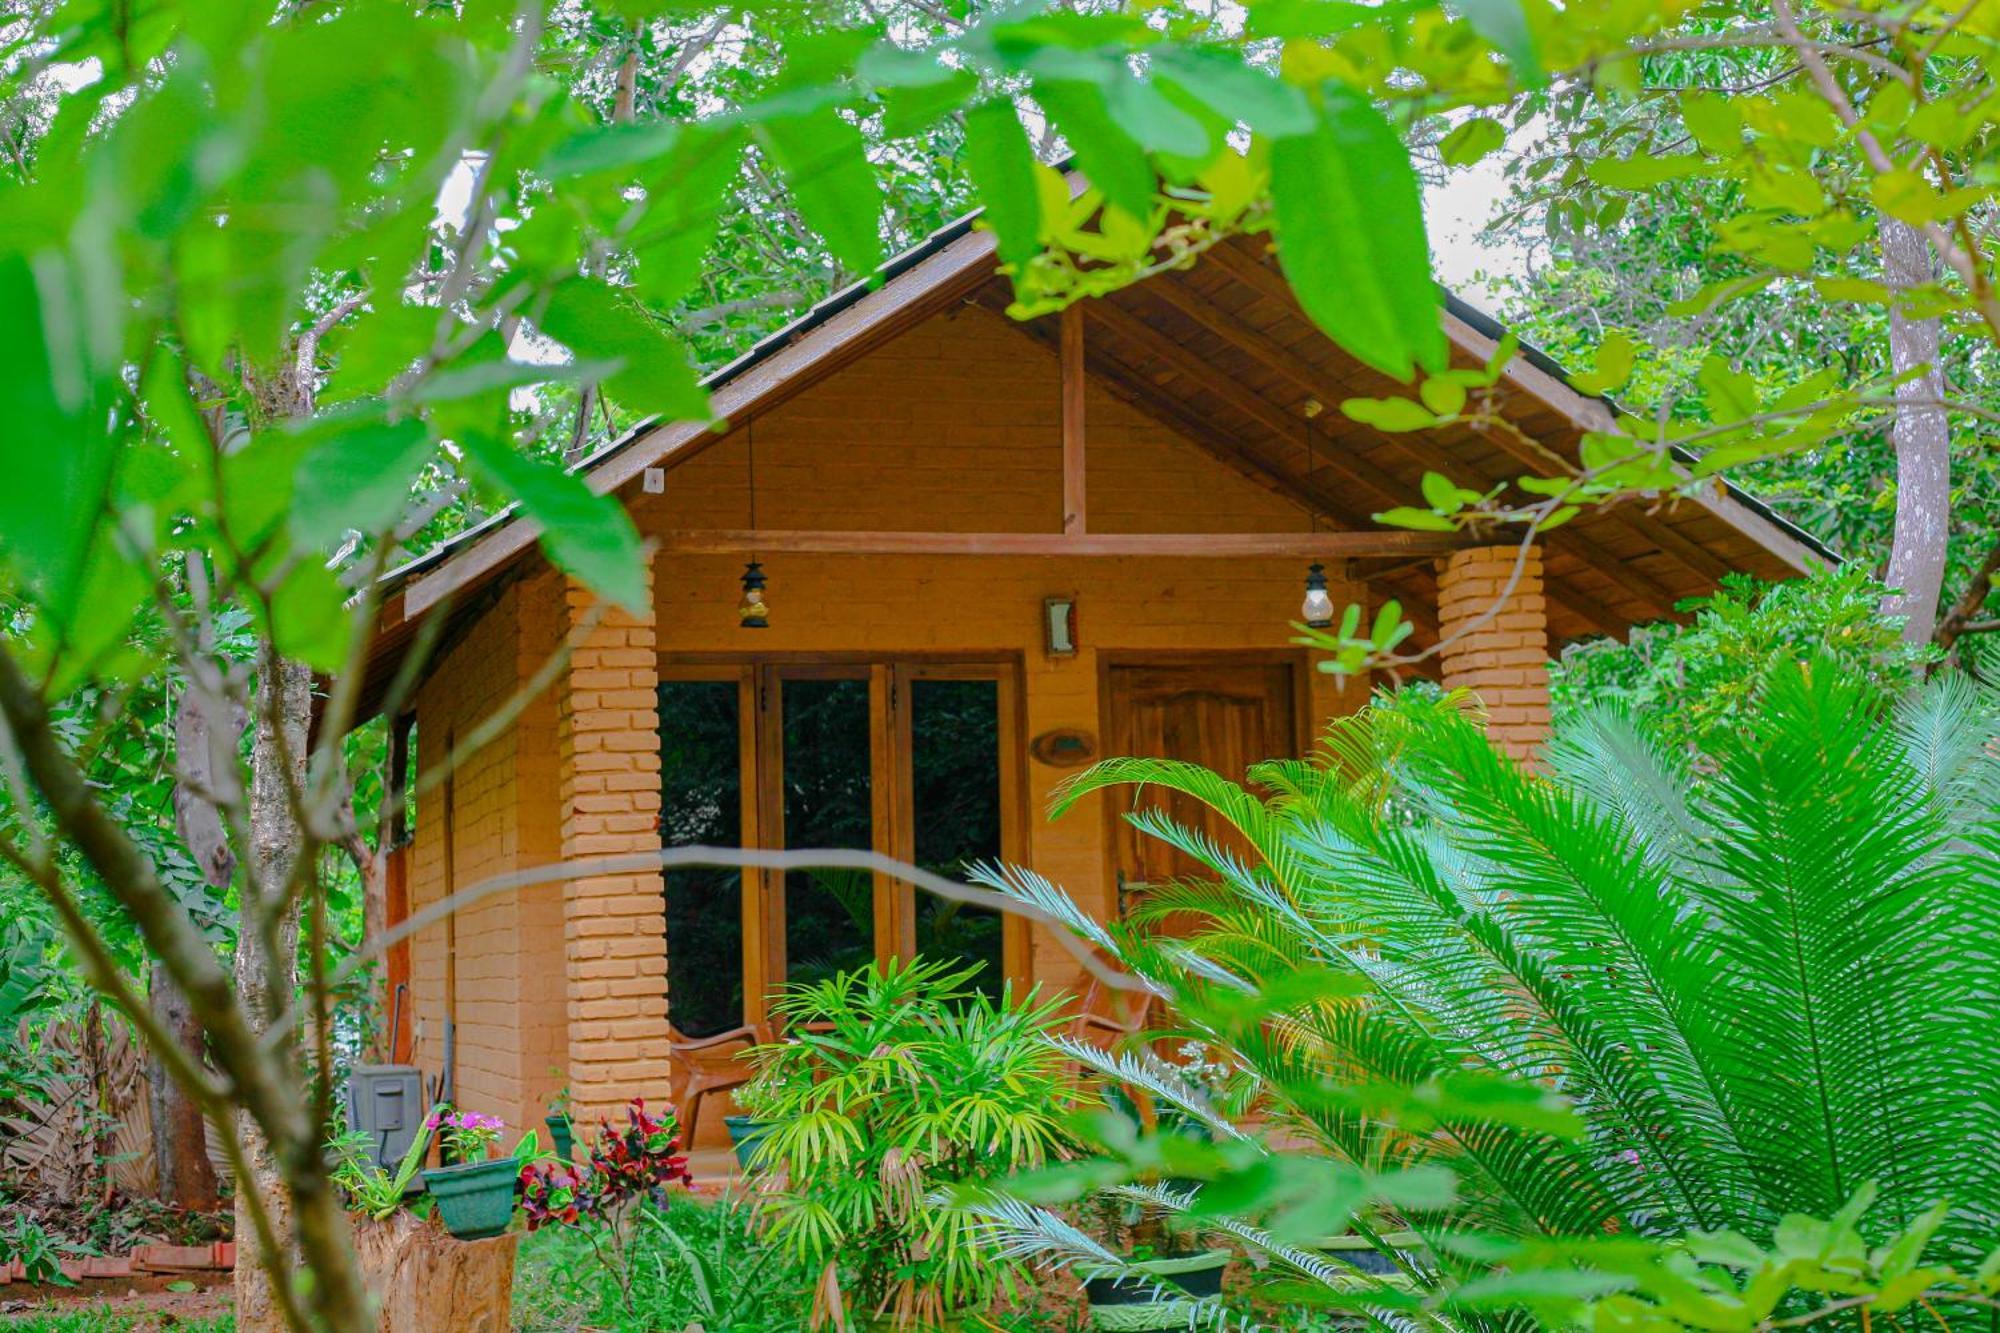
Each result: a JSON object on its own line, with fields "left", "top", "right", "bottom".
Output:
{"left": 1300, "top": 562, "right": 1334, "bottom": 629}
{"left": 738, "top": 561, "right": 769, "bottom": 629}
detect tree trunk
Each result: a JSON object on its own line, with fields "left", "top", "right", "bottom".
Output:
{"left": 352, "top": 1213, "right": 519, "bottom": 1333}
{"left": 234, "top": 650, "right": 312, "bottom": 1331}
{"left": 162, "top": 673, "right": 237, "bottom": 1212}
{"left": 149, "top": 965, "right": 220, "bottom": 1210}
{"left": 1878, "top": 215, "right": 1952, "bottom": 644}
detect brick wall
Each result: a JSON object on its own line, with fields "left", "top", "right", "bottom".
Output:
{"left": 409, "top": 300, "right": 1418, "bottom": 1133}
{"left": 1436, "top": 545, "right": 1554, "bottom": 761}
{"left": 556, "top": 574, "right": 673, "bottom": 1123}
{"left": 633, "top": 302, "right": 1373, "bottom": 988}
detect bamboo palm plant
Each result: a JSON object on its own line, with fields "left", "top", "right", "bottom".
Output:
{"left": 971, "top": 662, "right": 2000, "bottom": 1323}
{"left": 737, "top": 956, "right": 1077, "bottom": 1330}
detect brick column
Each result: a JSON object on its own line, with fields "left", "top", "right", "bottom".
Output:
{"left": 557, "top": 572, "right": 672, "bottom": 1123}
{"left": 1436, "top": 545, "right": 1553, "bottom": 762}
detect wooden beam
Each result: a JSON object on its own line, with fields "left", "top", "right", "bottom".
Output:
{"left": 990, "top": 298, "right": 1447, "bottom": 643}
{"left": 1143, "top": 273, "right": 1349, "bottom": 411}
{"left": 1083, "top": 298, "right": 1412, "bottom": 506}
{"left": 1061, "top": 304, "right": 1086, "bottom": 535}
{"left": 653, "top": 529, "right": 1465, "bottom": 558}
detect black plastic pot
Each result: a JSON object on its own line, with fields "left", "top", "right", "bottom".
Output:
{"left": 1083, "top": 1248, "right": 1229, "bottom": 1330}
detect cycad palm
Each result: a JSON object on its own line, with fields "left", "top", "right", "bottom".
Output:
{"left": 999, "top": 663, "right": 2000, "bottom": 1267}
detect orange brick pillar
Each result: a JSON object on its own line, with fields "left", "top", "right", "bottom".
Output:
{"left": 557, "top": 572, "right": 672, "bottom": 1124}
{"left": 1436, "top": 545, "right": 1553, "bottom": 763}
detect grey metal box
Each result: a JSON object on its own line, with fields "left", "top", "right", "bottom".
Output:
{"left": 344, "top": 1064, "right": 425, "bottom": 1174}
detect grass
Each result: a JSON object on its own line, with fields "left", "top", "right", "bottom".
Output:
{"left": 0, "top": 1315, "right": 232, "bottom": 1332}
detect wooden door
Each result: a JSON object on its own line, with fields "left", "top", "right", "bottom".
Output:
{"left": 1104, "top": 662, "right": 1298, "bottom": 907}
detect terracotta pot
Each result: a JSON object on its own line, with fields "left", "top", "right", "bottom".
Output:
{"left": 421, "top": 1158, "right": 519, "bottom": 1240}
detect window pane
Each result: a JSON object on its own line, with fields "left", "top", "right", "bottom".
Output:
{"left": 910, "top": 678, "right": 1004, "bottom": 1000}
{"left": 781, "top": 677, "right": 875, "bottom": 987}
{"left": 658, "top": 679, "right": 744, "bottom": 1038}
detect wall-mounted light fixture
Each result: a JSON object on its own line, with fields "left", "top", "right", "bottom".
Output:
{"left": 1043, "top": 596, "right": 1077, "bottom": 657}
{"left": 1301, "top": 562, "right": 1335, "bottom": 629}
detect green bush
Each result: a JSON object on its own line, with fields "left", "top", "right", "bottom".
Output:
{"left": 738, "top": 957, "right": 1076, "bottom": 1330}
{"left": 1550, "top": 565, "right": 1940, "bottom": 754}
{"left": 977, "top": 661, "right": 2000, "bottom": 1326}
{"left": 513, "top": 1192, "right": 806, "bottom": 1332}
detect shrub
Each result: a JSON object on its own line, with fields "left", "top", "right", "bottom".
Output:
{"left": 738, "top": 956, "right": 1076, "bottom": 1329}
{"left": 976, "top": 662, "right": 2000, "bottom": 1325}
{"left": 514, "top": 1192, "right": 810, "bottom": 1333}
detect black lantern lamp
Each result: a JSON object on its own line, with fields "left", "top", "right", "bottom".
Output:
{"left": 1301, "top": 562, "right": 1335, "bottom": 629}
{"left": 738, "top": 561, "right": 769, "bottom": 629}
{"left": 1298, "top": 408, "right": 1335, "bottom": 629}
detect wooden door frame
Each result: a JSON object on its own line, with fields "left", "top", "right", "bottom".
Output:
{"left": 1095, "top": 651, "right": 1311, "bottom": 916}
{"left": 658, "top": 651, "right": 1030, "bottom": 1028}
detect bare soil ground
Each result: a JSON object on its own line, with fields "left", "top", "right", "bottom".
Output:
{"left": 0, "top": 1271, "right": 231, "bottom": 1328}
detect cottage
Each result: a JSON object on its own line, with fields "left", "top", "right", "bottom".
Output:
{"left": 352, "top": 196, "right": 1828, "bottom": 1139}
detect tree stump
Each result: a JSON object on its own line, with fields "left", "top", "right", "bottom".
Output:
{"left": 352, "top": 1213, "right": 520, "bottom": 1333}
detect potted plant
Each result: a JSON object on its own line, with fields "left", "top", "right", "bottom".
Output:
{"left": 722, "top": 1111, "right": 772, "bottom": 1170}
{"left": 545, "top": 1078, "right": 575, "bottom": 1160}
{"left": 1077, "top": 1195, "right": 1230, "bottom": 1331}
{"left": 420, "top": 1108, "right": 517, "bottom": 1240}
{"left": 738, "top": 957, "right": 1075, "bottom": 1331}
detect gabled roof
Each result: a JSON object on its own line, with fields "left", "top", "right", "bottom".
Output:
{"left": 356, "top": 180, "right": 1834, "bottom": 718}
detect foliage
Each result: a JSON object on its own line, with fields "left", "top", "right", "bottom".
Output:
{"left": 328, "top": 1113, "right": 436, "bottom": 1222}
{"left": 738, "top": 957, "right": 1076, "bottom": 1328}
{"left": 515, "top": 1191, "right": 811, "bottom": 1333}
{"left": 516, "top": 1100, "right": 693, "bottom": 1315}
{"left": 1550, "top": 565, "right": 1942, "bottom": 754}
{"left": 424, "top": 1107, "right": 505, "bottom": 1162}
{"left": 974, "top": 662, "right": 2000, "bottom": 1325}
{"left": 0, "top": 1214, "right": 74, "bottom": 1286}
{"left": 0, "top": 1316, "right": 233, "bottom": 1333}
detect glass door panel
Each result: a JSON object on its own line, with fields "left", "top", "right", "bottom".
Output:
{"left": 657, "top": 677, "right": 746, "bottom": 1038}
{"left": 779, "top": 676, "right": 875, "bottom": 986}
{"left": 908, "top": 678, "right": 1005, "bottom": 999}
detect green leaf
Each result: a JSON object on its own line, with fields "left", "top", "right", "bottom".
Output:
{"left": 1455, "top": 0, "right": 1543, "bottom": 85}
{"left": 1438, "top": 115, "right": 1506, "bottom": 167}
{"left": 1682, "top": 93, "right": 1742, "bottom": 156}
{"left": 1588, "top": 153, "right": 1709, "bottom": 190}
{"left": 1152, "top": 48, "right": 1314, "bottom": 137}
{"left": 1697, "top": 354, "right": 1758, "bottom": 425}
{"left": 1871, "top": 168, "right": 1990, "bottom": 225}
{"left": 1272, "top": 85, "right": 1443, "bottom": 380}
{"left": 291, "top": 415, "right": 433, "bottom": 550}
{"left": 634, "top": 129, "right": 743, "bottom": 309}
{"left": 462, "top": 434, "right": 648, "bottom": 615}
{"left": 537, "top": 278, "right": 708, "bottom": 421}
{"left": 1374, "top": 506, "right": 1461, "bottom": 532}
{"left": 1342, "top": 397, "right": 1439, "bottom": 432}
{"left": 1569, "top": 330, "right": 1637, "bottom": 396}
{"left": 1033, "top": 79, "right": 1157, "bottom": 220}
{"left": 541, "top": 121, "right": 680, "bottom": 179}
{"left": 1421, "top": 471, "right": 1468, "bottom": 512}
{"left": 753, "top": 109, "right": 884, "bottom": 276}
{"left": 0, "top": 255, "right": 120, "bottom": 622}
{"left": 1419, "top": 375, "right": 1468, "bottom": 417}
{"left": 1105, "top": 70, "right": 1212, "bottom": 160}
{"left": 267, "top": 558, "right": 353, "bottom": 672}
{"left": 963, "top": 101, "right": 1044, "bottom": 268}
{"left": 881, "top": 68, "right": 978, "bottom": 137}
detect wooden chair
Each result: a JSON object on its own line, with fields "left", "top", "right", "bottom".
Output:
{"left": 1062, "top": 972, "right": 1157, "bottom": 1053}
{"left": 668, "top": 1021, "right": 775, "bottom": 1146}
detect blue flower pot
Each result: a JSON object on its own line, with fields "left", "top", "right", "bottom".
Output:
{"left": 421, "top": 1158, "right": 519, "bottom": 1240}
{"left": 723, "top": 1115, "right": 773, "bottom": 1171}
